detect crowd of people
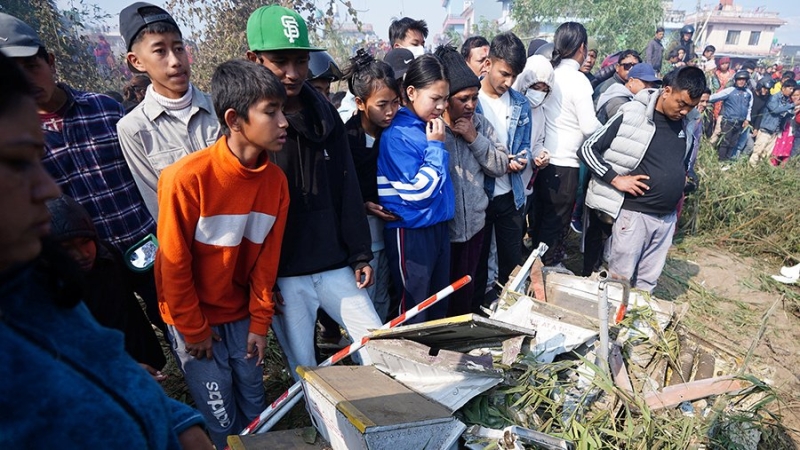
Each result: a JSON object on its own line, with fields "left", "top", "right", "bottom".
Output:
{"left": 2, "top": 3, "right": 800, "bottom": 447}
{"left": 643, "top": 25, "right": 800, "bottom": 165}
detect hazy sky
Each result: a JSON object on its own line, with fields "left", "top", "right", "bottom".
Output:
{"left": 59, "top": 0, "right": 798, "bottom": 44}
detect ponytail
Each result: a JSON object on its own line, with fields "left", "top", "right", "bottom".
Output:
{"left": 342, "top": 48, "right": 400, "bottom": 100}
{"left": 552, "top": 22, "right": 587, "bottom": 68}
{"left": 550, "top": 49, "right": 563, "bottom": 68}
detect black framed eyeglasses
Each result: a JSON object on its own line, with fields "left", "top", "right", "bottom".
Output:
{"left": 620, "top": 63, "right": 636, "bottom": 70}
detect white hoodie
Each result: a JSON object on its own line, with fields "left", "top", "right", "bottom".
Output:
{"left": 512, "top": 55, "right": 555, "bottom": 194}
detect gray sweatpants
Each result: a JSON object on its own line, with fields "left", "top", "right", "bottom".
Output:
{"left": 608, "top": 208, "right": 676, "bottom": 293}
{"left": 167, "top": 318, "right": 265, "bottom": 449}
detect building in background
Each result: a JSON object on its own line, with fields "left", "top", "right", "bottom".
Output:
{"left": 440, "top": 0, "right": 504, "bottom": 42}
{"left": 685, "top": 0, "right": 785, "bottom": 61}
{"left": 662, "top": 1, "right": 687, "bottom": 35}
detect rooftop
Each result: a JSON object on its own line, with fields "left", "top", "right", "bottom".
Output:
{"left": 685, "top": 6, "right": 785, "bottom": 26}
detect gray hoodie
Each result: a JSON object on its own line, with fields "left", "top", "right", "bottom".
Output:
{"left": 445, "top": 113, "right": 509, "bottom": 243}
{"left": 596, "top": 82, "right": 634, "bottom": 124}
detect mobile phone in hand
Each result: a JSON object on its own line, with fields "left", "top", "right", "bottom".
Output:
{"left": 381, "top": 207, "right": 403, "bottom": 221}
{"left": 511, "top": 150, "right": 529, "bottom": 162}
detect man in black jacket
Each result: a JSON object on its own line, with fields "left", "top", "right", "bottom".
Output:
{"left": 246, "top": 5, "right": 381, "bottom": 379}
{"left": 593, "top": 49, "right": 642, "bottom": 104}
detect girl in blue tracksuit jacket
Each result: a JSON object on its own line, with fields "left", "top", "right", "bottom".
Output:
{"left": 377, "top": 54, "right": 455, "bottom": 323}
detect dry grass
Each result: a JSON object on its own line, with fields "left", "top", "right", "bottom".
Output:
{"left": 680, "top": 143, "right": 800, "bottom": 262}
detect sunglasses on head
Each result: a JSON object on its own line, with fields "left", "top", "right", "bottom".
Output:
{"left": 620, "top": 63, "right": 636, "bottom": 70}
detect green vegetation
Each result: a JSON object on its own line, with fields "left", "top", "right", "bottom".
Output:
{"left": 459, "top": 308, "right": 789, "bottom": 449}
{"left": 1, "top": 0, "right": 117, "bottom": 92}
{"left": 509, "top": 0, "right": 664, "bottom": 58}
{"left": 680, "top": 143, "right": 800, "bottom": 262}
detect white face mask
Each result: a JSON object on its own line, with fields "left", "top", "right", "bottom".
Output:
{"left": 526, "top": 89, "right": 547, "bottom": 108}
{"left": 407, "top": 45, "right": 425, "bottom": 58}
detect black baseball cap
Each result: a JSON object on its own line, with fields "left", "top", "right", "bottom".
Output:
{"left": 119, "top": 2, "right": 180, "bottom": 52}
{"left": 0, "top": 13, "right": 43, "bottom": 58}
{"left": 383, "top": 48, "right": 414, "bottom": 79}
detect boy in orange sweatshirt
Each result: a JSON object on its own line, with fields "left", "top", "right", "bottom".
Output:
{"left": 155, "top": 59, "right": 289, "bottom": 449}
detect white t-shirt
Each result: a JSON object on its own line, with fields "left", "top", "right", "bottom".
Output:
{"left": 338, "top": 91, "right": 358, "bottom": 123}
{"left": 479, "top": 90, "right": 512, "bottom": 196}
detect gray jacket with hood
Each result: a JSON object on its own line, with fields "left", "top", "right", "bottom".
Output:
{"left": 580, "top": 88, "right": 694, "bottom": 219}
{"left": 445, "top": 113, "right": 509, "bottom": 243}
{"left": 595, "top": 82, "right": 634, "bottom": 124}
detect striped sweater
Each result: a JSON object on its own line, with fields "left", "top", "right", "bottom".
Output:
{"left": 155, "top": 136, "right": 289, "bottom": 343}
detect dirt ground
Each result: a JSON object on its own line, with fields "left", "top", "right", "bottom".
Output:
{"left": 656, "top": 246, "right": 800, "bottom": 446}
{"left": 549, "top": 231, "right": 800, "bottom": 447}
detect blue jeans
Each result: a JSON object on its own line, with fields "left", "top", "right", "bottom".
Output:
{"left": 732, "top": 129, "right": 753, "bottom": 159}
{"left": 167, "top": 318, "right": 265, "bottom": 450}
{"left": 792, "top": 133, "right": 800, "bottom": 159}
{"left": 271, "top": 267, "right": 382, "bottom": 380}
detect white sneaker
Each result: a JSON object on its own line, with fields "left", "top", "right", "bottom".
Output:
{"left": 780, "top": 263, "right": 800, "bottom": 279}
{"left": 771, "top": 274, "right": 798, "bottom": 285}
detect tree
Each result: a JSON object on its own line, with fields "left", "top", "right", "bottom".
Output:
{"left": 471, "top": 17, "right": 501, "bottom": 42}
{"left": 163, "top": 0, "right": 361, "bottom": 91}
{"left": 1, "top": 0, "right": 118, "bottom": 92}
{"left": 442, "top": 28, "right": 464, "bottom": 49}
{"left": 510, "top": 0, "right": 664, "bottom": 59}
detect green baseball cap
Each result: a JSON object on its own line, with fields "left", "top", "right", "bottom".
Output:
{"left": 247, "top": 5, "right": 324, "bottom": 52}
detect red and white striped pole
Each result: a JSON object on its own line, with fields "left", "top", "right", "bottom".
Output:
{"left": 239, "top": 275, "right": 472, "bottom": 436}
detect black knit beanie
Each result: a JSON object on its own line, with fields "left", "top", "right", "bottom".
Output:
{"left": 434, "top": 45, "right": 480, "bottom": 96}
{"left": 46, "top": 195, "right": 98, "bottom": 242}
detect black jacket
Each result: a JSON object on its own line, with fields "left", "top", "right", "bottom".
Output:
{"left": 46, "top": 195, "right": 164, "bottom": 369}
{"left": 345, "top": 112, "right": 383, "bottom": 204}
{"left": 750, "top": 93, "right": 769, "bottom": 131}
{"left": 271, "top": 83, "right": 372, "bottom": 277}
{"left": 84, "top": 243, "right": 166, "bottom": 369}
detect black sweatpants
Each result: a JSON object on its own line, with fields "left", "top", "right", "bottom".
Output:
{"left": 582, "top": 209, "right": 613, "bottom": 276}
{"left": 472, "top": 192, "right": 524, "bottom": 310}
{"left": 717, "top": 118, "right": 744, "bottom": 161}
{"left": 530, "top": 164, "right": 579, "bottom": 266}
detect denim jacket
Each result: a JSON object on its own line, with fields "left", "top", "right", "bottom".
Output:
{"left": 759, "top": 92, "right": 795, "bottom": 134}
{"left": 477, "top": 88, "right": 532, "bottom": 210}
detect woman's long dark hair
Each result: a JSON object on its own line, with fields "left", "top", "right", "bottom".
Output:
{"left": 551, "top": 22, "right": 588, "bottom": 68}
